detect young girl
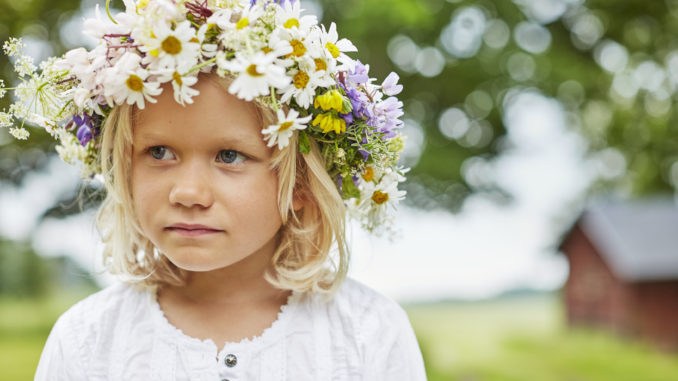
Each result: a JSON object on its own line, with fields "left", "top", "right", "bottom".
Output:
{"left": 2, "top": 0, "right": 424, "bottom": 379}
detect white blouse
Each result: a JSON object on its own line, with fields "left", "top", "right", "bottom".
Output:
{"left": 35, "top": 278, "right": 426, "bottom": 380}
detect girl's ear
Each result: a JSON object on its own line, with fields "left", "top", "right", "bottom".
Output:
{"left": 292, "top": 191, "right": 305, "bottom": 211}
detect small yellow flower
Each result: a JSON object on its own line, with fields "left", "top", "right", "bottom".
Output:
{"left": 312, "top": 112, "right": 346, "bottom": 134}
{"left": 314, "top": 89, "right": 343, "bottom": 112}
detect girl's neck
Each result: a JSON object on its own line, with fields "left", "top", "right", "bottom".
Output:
{"left": 165, "top": 241, "right": 286, "bottom": 306}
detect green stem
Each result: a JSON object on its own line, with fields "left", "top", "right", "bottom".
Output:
{"left": 183, "top": 57, "right": 217, "bottom": 75}
{"left": 106, "top": 0, "right": 118, "bottom": 25}
{"left": 270, "top": 87, "right": 278, "bottom": 112}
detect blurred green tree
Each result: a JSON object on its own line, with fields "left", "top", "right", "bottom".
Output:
{"left": 2, "top": 0, "right": 678, "bottom": 215}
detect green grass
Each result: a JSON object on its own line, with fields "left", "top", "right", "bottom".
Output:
{"left": 0, "top": 290, "right": 95, "bottom": 380}
{"left": 406, "top": 294, "right": 678, "bottom": 381}
{"left": 2, "top": 291, "right": 678, "bottom": 380}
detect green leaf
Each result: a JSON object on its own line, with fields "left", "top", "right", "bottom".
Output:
{"left": 298, "top": 130, "right": 310, "bottom": 154}
{"left": 341, "top": 96, "right": 353, "bottom": 114}
{"left": 341, "top": 174, "right": 361, "bottom": 199}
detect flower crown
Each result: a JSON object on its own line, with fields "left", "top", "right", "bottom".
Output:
{"left": 0, "top": 0, "right": 407, "bottom": 233}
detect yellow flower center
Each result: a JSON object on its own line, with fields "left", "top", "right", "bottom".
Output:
{"left": 189, "top": 37, "right": 200, "bottom": 43}
{"left": 236, "top": 17, "right": 249, "bottom": 30}
{"left": 161, "top": 36, "right": 182, "bottom": 55}
{"left": 126, "top": 74, "right": 144, "bottom": 92}
{"left": 314, "top": 58, "right": 327, "bottom": 72}
{"left": 325, "top": 42, "right": 340, "bottom": 58}
{"left": 371, "top": 190, "right": 389, "bottom": 205}
{"left": 279, "top": 121, "right": 294, "bottom": 132}
{"left": 262, "top": 46, "right": 273, "bottom": 54}
{"left": 246, "top": 64, "right": 264, "bottom": 77}
{"left": 284, "top": 18, "right": 300, "bottom": 29}
{"left": 362, "top": 167, "right": 374, "bottom": 182}
{"left": 290, "top": 39, "right": 306, "bottom": 57}
{"left": 293, "top": 71, "right": 310, "bottom": 89}
{"left": 172, "top": 71, "right": 183, "bottom": 86}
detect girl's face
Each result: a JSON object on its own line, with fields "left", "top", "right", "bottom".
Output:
{"left": 130, "top": 78, "right": 282, "bottom": 272}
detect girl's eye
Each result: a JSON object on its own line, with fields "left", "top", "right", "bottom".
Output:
{"left": 217, "top": 149, "right": 246, "bottom": 164}
{"left": 149, "top": 146, "right": 174, "bottom": 160}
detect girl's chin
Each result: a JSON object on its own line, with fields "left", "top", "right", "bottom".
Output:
{"left": 161, "top": 251, "right": 247, "bottom": 272}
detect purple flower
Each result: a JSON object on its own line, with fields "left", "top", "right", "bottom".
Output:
{"left": 345, "top": 87, "right": 366, "bottom": 116}
{"left": 347, "top": 60, "right": 369, "bottom": 86}
{"left": 340, "top": 112, "right": 354, "bottom": 125}
{"left": 381, "top": 72, "right": 403, "bottom": 96}
{"left": 72, "top": 113, "right": 100, "bottom": 146}
{"left": 367, "top": 97, "right": 404, "bottom": 139}
{"left": 77, "top": 125, "right": 93, "bottom": 146}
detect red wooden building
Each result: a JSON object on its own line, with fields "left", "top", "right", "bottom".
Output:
{"left": 560, "top": 198, "right": 678, "bottom": 351}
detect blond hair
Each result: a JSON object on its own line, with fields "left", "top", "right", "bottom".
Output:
{"left": 96, "top": 76, "right": 349, "bottom": 295}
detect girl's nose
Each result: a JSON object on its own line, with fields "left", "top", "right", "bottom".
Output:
{"left": 168, "top": 162, "right": 215, "bottom": 209}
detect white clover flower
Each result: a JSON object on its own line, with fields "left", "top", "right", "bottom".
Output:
{"left": 218, "top": 51, "right": 290, "bottom": 101}
{"left": 275, "top": 1, "right": 318, "bottom": 33}
{"left": 140, "top": 20, "right": 201, "bottom": 73}
{"left": 262, "top": 108, "right": 311, "bottom": 149}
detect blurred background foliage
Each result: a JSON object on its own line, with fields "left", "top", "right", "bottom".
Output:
{"left": 4, "top": 0, "right": 678, "bottom": 210}
{"left": 3, "top": 0, "right": 678, "bottom": 379}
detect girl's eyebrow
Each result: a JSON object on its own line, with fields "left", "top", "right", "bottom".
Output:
{"left": 134, "top": 131, "right": 265, "bottom": 152}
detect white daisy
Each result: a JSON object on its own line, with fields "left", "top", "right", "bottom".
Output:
{"left": 315, "top": 22, "right": 357, "bottom": 70}
{"left": 140, "top": 20, "right": 201, "bottom": 73}
{"left": 218, "top": 51, "right": 290, "bottom": 101}
{"left": 280, "top": 59, "right": 334, "bottom": 108}
{"left": 275, "top": 1, "right": 318, "bottom": 33}
{"left": 158, "top": 70, "right": 200, "bottom": 106}
{"left": 261, "top": 109, "right": 311, "bottom": 149}
{"left": 103, "top": 54, "right": 162, "bottom": 109}
{"left": 270, "top": 26, "right": 312, "bottom": 61}
{"left": 205, "top": 7, "right": 234, "bottom": 31}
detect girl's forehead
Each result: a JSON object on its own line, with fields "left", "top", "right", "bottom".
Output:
{"left": 133, "top": 80, "right": 265, "bottom": 143}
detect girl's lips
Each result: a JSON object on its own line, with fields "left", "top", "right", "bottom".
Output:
{"left": 165, "top": 223, "right": 223, "bottom": 237}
